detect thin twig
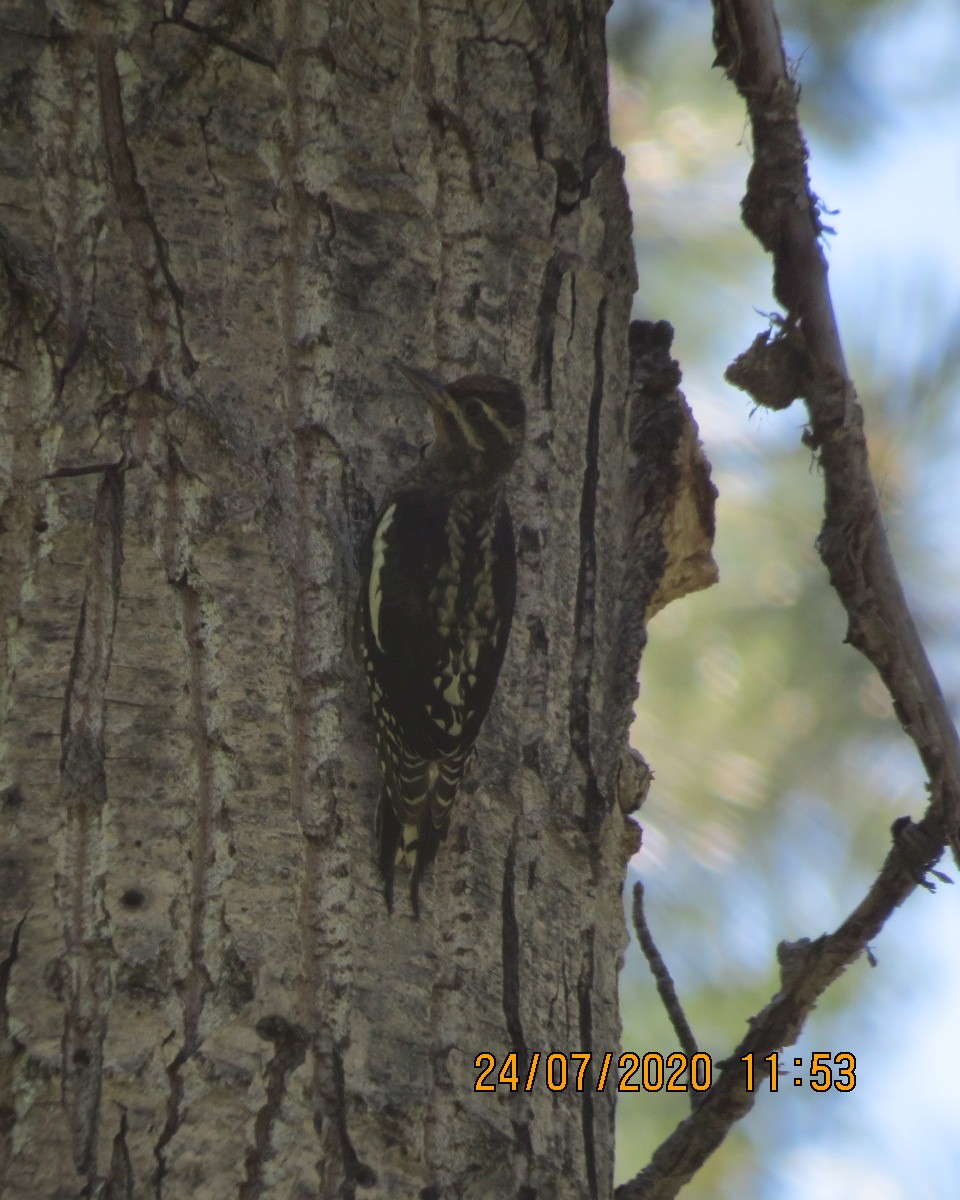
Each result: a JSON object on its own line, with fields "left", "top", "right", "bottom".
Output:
{"left": 631, "top": 881, "right": 699, "bottom": 1071}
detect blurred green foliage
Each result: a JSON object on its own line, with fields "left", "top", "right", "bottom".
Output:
{"left": 609, "top": 0, "right": 917, "bottom": 144}
{"left": 608, "top": 0, "right": 960, "bottom": 1194}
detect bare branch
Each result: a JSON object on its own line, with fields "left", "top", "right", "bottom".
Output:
{"left": 712, "top": 0, "right": 960, "bottom": 873}
{"left": 617, "top": 0, "right": 960, "bottom": 1193}
{"left": 630, "top": 882, "right": 699, "bottom": 1076}
{"left": 616, "top": 815, "right": 944, "bottom": 1199}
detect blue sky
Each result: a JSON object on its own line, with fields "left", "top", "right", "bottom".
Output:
{"left": 613, "top": 0, "right": 960, "bottom": 1193}
{"left": 765, "top": 6, "right": 960, "bottom": 1192}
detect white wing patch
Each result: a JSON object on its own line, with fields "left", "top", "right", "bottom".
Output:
{"left": 369, "top": 503, "right": 396, "bottom": 652}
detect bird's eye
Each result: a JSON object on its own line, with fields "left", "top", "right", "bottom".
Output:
{"left": 464, "top": 399, "right": 483, "bottom": 421}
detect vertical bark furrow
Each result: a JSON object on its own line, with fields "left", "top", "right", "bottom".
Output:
{"left": 332, "top": 1045, "right": 377, "bottom": 1191}
{"left": 577, "top": 930, "right": 599, "bottom": 1200}
{"left": 103, "top": 1108, "right": 134, "bottom": 1200}
{"left": 569, "top": 298, "right": 607, "bottom": 826}
{"left": 531, "top": 252, "right": 575, "bottom": 409}
{"left": 501, "top": 833, "right": 536, "bottom": 1187}
{"left": 96, "top": 39, "right": 196, "bottom": 380}
{"left": 0, "top": 916, "right": 25, "bottom": 1189}
{"left": 152, "top": 459, "right": 224, "bottom": 1197}
{"left": 239, "top": 1016, "right": 310, "bottom": 1200}
{"left": 177, "top": 578, "right": 217, "bottom": 1046}
{"left": 423, "top": 976, "right": 457, "bottom": 1199}
{"left": 0, "top": 296, "right": 56, "bottom": 709}
{"left": 500, "top": 833, "right": 528, "bottom": 1065}
{"left": 58, "top": 466, "right": 124, "bottom": 1181}
{"left": 152, "top": 1053, "right": 185, "bottom": 1200}
{"left": 424, "top": 823, "right": 485, "bottom": 1195}
{"left": 38, "top": 44, "right": 96, "bottom": 381}
{"left": 415, "top": 0, "right": 446, "bottom": 364}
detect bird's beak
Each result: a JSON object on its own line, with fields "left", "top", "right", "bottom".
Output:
{"left": 394, "top": 362, "right": 452, "bottom": 415}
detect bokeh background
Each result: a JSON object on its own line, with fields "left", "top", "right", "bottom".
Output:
{"left": 609, "top": 1, "right": 960, "bottom": 1195}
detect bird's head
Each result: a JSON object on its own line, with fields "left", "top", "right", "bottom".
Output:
{"left": 396, "top": 364, "right": 525, "bottom": 483}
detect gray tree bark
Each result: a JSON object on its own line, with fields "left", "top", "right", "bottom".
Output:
{"left": 0, "top": 2, "right": 714, "bottom": 1197}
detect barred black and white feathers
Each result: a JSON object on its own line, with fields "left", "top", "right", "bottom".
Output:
{"left": 356, "top": 366, "right": 524, "bottom": 912}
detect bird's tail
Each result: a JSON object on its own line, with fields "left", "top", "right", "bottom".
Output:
{"left": 374, "top": 789, "right": 448, "bottom": 917}
{"left": 375, "top": 789, "right": 401, "bottom": 913}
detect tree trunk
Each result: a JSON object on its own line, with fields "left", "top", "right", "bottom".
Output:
{"left": 0, "top": 3, "right": 714, "bottom": 1197}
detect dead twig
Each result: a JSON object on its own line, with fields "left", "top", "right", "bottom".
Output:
{"left": 631, "top": 881, "right": 699, "bottom": 1072}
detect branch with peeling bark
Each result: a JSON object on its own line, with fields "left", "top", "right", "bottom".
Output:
{"left": 713, "top": 0, "right": 960, "bottom": 861}
{"left": 618, "top": 0, "right": 960, "bottom": 1195}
